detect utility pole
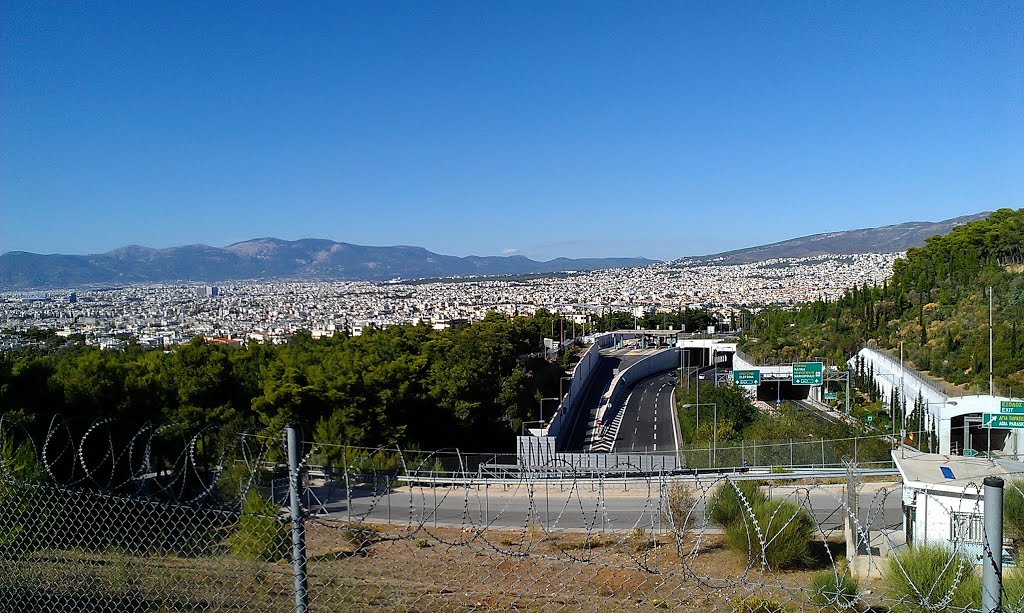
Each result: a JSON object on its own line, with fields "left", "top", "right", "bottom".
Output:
{"left": 845, "top": 366, "right": 851, "bottom": 415}
{"left": 685, "top": 350, "right": 689, "bottom": 392}
{"left": 989, "top": 286, "right": 994, "bottom": 455}
{"left": 900, "top": 341, "right": 905, "bottom": 456}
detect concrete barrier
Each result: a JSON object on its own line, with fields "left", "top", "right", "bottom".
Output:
{"left": 544, "top": 333, "right": 615, "bottom": 445}
{"left": 595, "top": 348, "right": 681, "bottom": 446}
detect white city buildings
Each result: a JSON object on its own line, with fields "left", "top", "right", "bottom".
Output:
{"left": 0, "top": 252, "right": 900, "bottom": 350}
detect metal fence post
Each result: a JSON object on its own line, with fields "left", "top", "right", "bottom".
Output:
{"left": 845, "top": 461, "right": 859, "bottom": 559}
{"left": 342, "top": 446, "right": 352, "bottom": 524}
{"left": 287, "top": 424, "right": 309, "bottom": 613}
{"left": 545, "top": 477, "right": 550, "bottom": 530}
{"left": 658, "top": 470, "right": 664, "bottom": 535}
{"left": 983, "top": 476, "right": 1004, "bottom": 613}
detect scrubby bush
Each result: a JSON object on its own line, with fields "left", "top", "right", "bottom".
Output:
{"left": 1000, "top": 570, "right": 1024, "bottom": 613}
{"left": 1005, "top": 479, "right": 1024, "bottom": 544}
{"left": 809, "top": 569, "right": 860, "bottom": 611}
{"left": 708, "top": 480, "right": 767, "bottom": 527}
{"left": 884, "top": 544, "right": 980, "bottom": 612}
{"left": 0, "top": 433, "right": 46, "bottom": 557}
{"left": 725, "top": 499, "right": 815, "bottom": 569}
{"left": 227, "top": 489, "right": 289, "bottom": 562}
{"left": 664, "top": 482, "right": 698, "bottom": 529}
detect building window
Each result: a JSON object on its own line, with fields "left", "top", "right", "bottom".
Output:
{"left": 950, "top": 512, "right": 983, "bottom": 544}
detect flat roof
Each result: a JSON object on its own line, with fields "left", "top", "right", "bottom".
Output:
{"left": 894, "top": 449, "right": 1024, "bottom": 495}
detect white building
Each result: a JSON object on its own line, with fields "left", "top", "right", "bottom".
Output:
{"left": 894, "top": 450, "right": 1024, "bottom": 561}
{"left": 853, "top": 346, "right": 1022, "bottom": 458}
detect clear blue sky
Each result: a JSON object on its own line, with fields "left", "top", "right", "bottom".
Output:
{"left": 2, "top": 2, "right": 1021, "bottom": 261}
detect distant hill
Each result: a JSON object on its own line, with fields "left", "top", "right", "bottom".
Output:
{"left": 682, "top": 212, "right": 992, "bottom": 265}
{"left": 0, "top": 238, "right": 657, "bottom": 290}
{"left": 741, "top": 207, "right": 1024, "bottom": 394}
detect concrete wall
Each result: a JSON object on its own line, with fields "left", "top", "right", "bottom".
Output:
{"left": 597, "top": 348, "right": 681, "bottom": 431}
{"left": 912, "top": 489, "right": 983, "bottom": 560}
{"left": 850, "top": 346, "right": 947, "bottom": 409}
{"left": 544, "top": 333, "right": 615, "bottom": 444}
{"left": 850, "top": 346, "right": 1022, "bottom": 456}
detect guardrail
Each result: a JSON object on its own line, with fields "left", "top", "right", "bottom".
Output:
{"left": 397, "top": 463, "right": 899, "bottom": 486}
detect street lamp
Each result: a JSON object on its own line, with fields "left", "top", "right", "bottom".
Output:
{"left": 680, "top": 347, "right": 690, "bottom": 392}
{"left": 681, "top": 402, "right": 718, "bottom": 467}
{"left": 539, "top": 397, "right": 559, "bottom": 423}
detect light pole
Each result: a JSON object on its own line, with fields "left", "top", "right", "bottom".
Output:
{"left": 681, "top": 402, "right": 718, "bottom": 467}
{"left": 713, "top": 348, "right": 718, "bottom": 387}
{"left": 684, "top": 349, "right": 689, "bottom": 392}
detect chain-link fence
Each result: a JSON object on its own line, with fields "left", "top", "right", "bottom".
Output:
{"left": 1, "top": 415, "right": 1017, "bottom": 612}
{"left": 677, "top": 434, "right": 894, "bottom": 471}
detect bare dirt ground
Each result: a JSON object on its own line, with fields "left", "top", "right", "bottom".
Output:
{"left": 301, "top": 519, "right": 884, "bottom": 612}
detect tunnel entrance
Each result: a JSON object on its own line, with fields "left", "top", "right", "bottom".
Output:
{"left": 756, "top": 381, "right": 811, "bottom": 403}
{"left": 949, "top": 414, "right": 1009, "bottom": 455}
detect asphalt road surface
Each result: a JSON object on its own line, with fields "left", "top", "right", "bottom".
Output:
{"left": 562, "top": 349, "right": 649, "bottom": 452}
{"left": 314, "top": 480, "right": 904, "bottom": 535}
{"left": 613, "top": 371, "right": 677, "bottom": 454}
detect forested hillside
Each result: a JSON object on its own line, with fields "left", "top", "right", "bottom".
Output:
{"left": 0, "top": 311, "right": 575, "bottom": 452}
{"left": 744, "top": 208, "right": 1024, "bottom": 395}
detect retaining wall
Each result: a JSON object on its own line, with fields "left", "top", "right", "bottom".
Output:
{"left": 597, "top": 348, "right": 681, "bottom": 432}
{"left": 544, "top": 333, "right": 615, "bottom": 444}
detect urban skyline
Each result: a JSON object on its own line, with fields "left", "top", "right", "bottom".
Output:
{"left": 0, "top": 252, "right": 899, "bottom": 351}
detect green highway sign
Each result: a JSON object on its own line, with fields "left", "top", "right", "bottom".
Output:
{"left": 984, "top": 413, "right": 1024, "bottom": 428}
{"left": 963, "top": 449, "right": 978, "bottom": 457}
{"left": 866, "top": 414, "right": 874, "bottom": 423}
{"left": 733, "top": 370, "right": 761, "bottom": 386}
{"left": 1000, "top": 401, "right": 1024, "bottom": 414}
{"left": 984, "top": 401, "right": 1024, "bottom": 428}
{"left": 824, "top": 391, "right": 838, "bottom": 400}
{"left": 791, "top": 362, "right": 824, "bottom": 386}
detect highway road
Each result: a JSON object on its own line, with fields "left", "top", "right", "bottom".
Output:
{"left": 562, "top": 349, "right": 649, "bottom": 452}
{"left": 312, "top": 479, "right": 904, "bottom": 536}
{"left": 613, "top": 370, "right": 677, "bottom": 454}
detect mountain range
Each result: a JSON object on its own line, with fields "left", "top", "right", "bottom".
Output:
{"left": 0, "top": 239, "right": 656, "bottom": 290}
{"left": 686, "top": 212, "right": 992, "bottom": 265}
{"left": 0, "top": 212, "right": 992, "bottom": 289}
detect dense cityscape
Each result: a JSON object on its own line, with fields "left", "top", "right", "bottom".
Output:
{"left": 0, "top": 252, "right": 899, "bottom": 351}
